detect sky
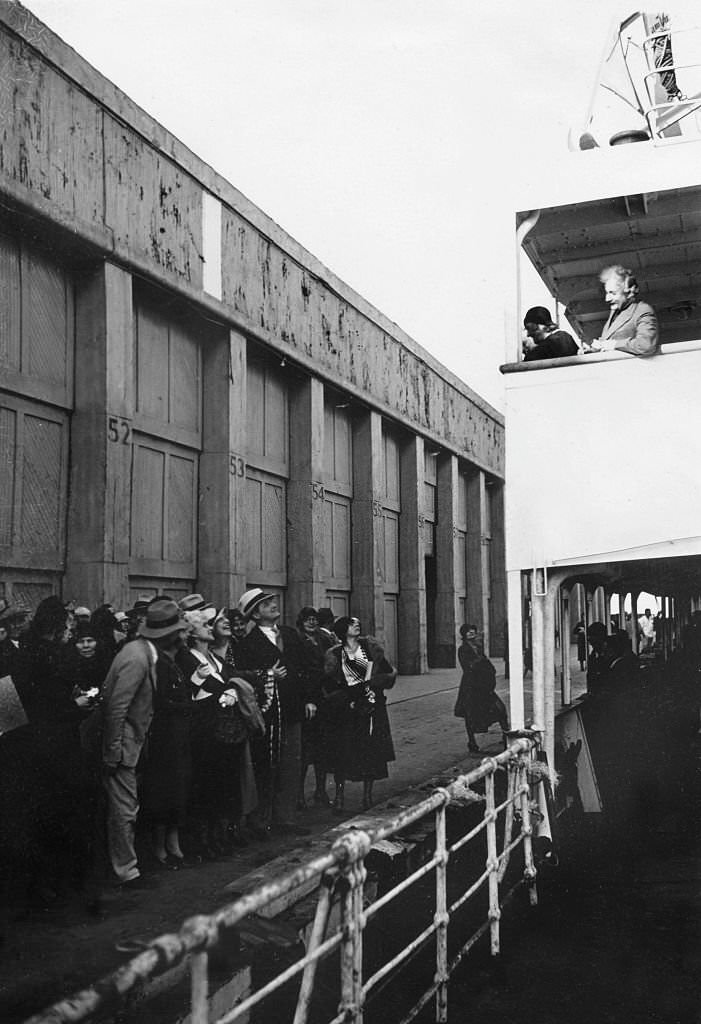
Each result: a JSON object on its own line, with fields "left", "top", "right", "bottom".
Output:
{"left": 20, "top": 0, "right": 686, "bottom": 410}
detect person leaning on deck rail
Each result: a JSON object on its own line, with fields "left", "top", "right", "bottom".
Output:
{"left": 522, "top": 306, "right": 579, "bottom": 361}
{"left": 584, "top": 266, "right": 659, "bottom": 357}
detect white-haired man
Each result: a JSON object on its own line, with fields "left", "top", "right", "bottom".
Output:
{"left": 586, "top": 265, "right": 658, "bottom": 357}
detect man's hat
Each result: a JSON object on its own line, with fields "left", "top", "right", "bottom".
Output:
{"left": 179, "top": 593, "right": 207, "bottom": 613}
{"left": 237, "top": 588, "right": 274, "bottom": 619}
{"left": 73, "top": 606, "right": 92, "bottom": 619}
{"left": 138, "top": 599, "right": 188, "bottom": 639}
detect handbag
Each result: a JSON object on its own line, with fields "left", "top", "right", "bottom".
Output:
{"left": 228, "top": 677, "right": 266, "bottom": 736}
{"left": 215, "top": 702, "right": 249, "bottom": 744}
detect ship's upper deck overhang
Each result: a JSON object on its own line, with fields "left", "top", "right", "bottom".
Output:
{"left": 504, "top": 137, "right": 701, "bottom": 580}
{"left": 515, "top": 139, "right": 701, "bottom": 347}
{"left": 521, "top": 182, "right": 701, "bottom": 346}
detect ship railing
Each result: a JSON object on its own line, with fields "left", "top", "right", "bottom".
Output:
{"left": 642, "top": 25, "right": 701, "bottom": 141}
{"left": 24, "top": 734, "right": 544, "bottom": 1024}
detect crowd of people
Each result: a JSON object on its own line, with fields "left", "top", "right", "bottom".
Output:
{"left": 0, "top": 590, "right": 397, "bottom": 908}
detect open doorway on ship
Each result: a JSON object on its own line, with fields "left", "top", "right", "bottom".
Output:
{"left": 516, "top": 554, "right": 701, "bottom": 823}
{"left": 509, "top": 552, "right": 701, "bottom": 762}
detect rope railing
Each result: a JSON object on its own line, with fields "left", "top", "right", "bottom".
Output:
{"left": 24, "top": 732, "right": 545, "bottom": 1024}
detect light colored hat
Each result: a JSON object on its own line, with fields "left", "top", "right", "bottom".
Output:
{"left": 179, "top": 593, "right": 207, "bottom": 612}
{"left": 74, "top": 606, "right": 92, "bottom": 618}
{"left": 138, "top": 599, "right": 188, "bottom": 639}
{"left": 237, "top": 588, "right": 274, "bottom": 619}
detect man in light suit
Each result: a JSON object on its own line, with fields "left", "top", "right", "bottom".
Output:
{"left": 101, "top": 598, "right": 188, "bottom": 886}
{"left": 234, "top": 589, "right": 312, "bottom": 835}
{"left": 587, "top": 265, "right": 659, "bottom": 357}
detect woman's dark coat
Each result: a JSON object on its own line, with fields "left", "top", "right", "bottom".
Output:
{"left": 1, "top": 634, "right": 95, "bottom": 886}
{"left": 297, "top": 629, "right": 327, "bottom": 767}
{"left": 141, "top": 650, "right": 192, "bottom": 825}
{"left": 322, "top": 636, "right": 397, "bottom": 781}
{"left": 453, "top": 642, "right": 507, "bottom": 733}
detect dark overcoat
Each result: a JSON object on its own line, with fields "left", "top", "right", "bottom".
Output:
{"left": 322, "top": 636, "right": 397, "bottom": 781}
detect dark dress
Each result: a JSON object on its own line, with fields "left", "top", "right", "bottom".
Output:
{"left": 141, "top": 651, "right": 192, "bottom": 826}
{"left": 322, "top": 637, "right": 397, "bottom": 781}
{"left": 453, "top": 642, "right": 508, "bottom": 733}
{"left": 176, "top": 646, "right": 255, "bottom": 821}
{"left": 297, "top": 630, "right": 327, "bottom": 768}
{"left": 176, "top": 646, "right": 223, "bottom": 822}
{"left": 2, "top": 634, "right": 96, "bottom": 889}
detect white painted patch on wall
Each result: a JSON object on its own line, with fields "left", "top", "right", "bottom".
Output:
{"left": 202, "top": 192, "right": 222, "bottom": 300}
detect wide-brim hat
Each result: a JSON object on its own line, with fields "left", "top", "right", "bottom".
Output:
{"left": 138, "top": 599, "right": 188, "bottom": 639}
{"left": 179, "top": 593, "right": 207, "bottom": 613}
{"left": 238, "top": 588, "right": 274, "bottom": 619}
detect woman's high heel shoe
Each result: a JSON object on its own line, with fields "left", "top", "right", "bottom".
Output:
{"left": 151, "top": 852, "right": 180, "bottom": 871}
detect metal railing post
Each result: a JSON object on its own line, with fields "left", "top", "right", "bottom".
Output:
{"left": 339, "top": 859, "right": 365, "bottom": 1024}
{"left": 497, "top": 761, "right": 517, "bottom": 884}
{"left": 293, "top": 875, "right": 335, "bottom": 1024}
{"left": 434, "top": 796, "right": 449, "bottom": 1022}
{"left": 24, "top": 740, "right": 541, "bottom": 1024}
{"left": 484, "top": 766, "right": 501, "bottom": 956}
{"left": 520, "top": 755, "right": 538, "bottom": 906}
{"left": 190, "top": 951, "right": 209, "bottom": 1024}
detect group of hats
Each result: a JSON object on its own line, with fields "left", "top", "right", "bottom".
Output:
{"left": 138, "top": 589, "right": 273, "bottom": 639}
{"left": 3, "top": 589, "right": 317, "bottom": 639}
{"left": 139, "top": 588, "right": 276, "bottom": 638}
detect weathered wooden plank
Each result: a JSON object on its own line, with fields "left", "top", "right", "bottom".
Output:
{"left": 104, "top": 114, "right": 203, "bottom": 289}
{"left": 0, "top": 34, "right": 103, "bottom": 226}
{"left": 221, "top": 207, "right": 503, "bottom": 472}
{"left": 0, "top": 6, "right": 504, "bottom": 478}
